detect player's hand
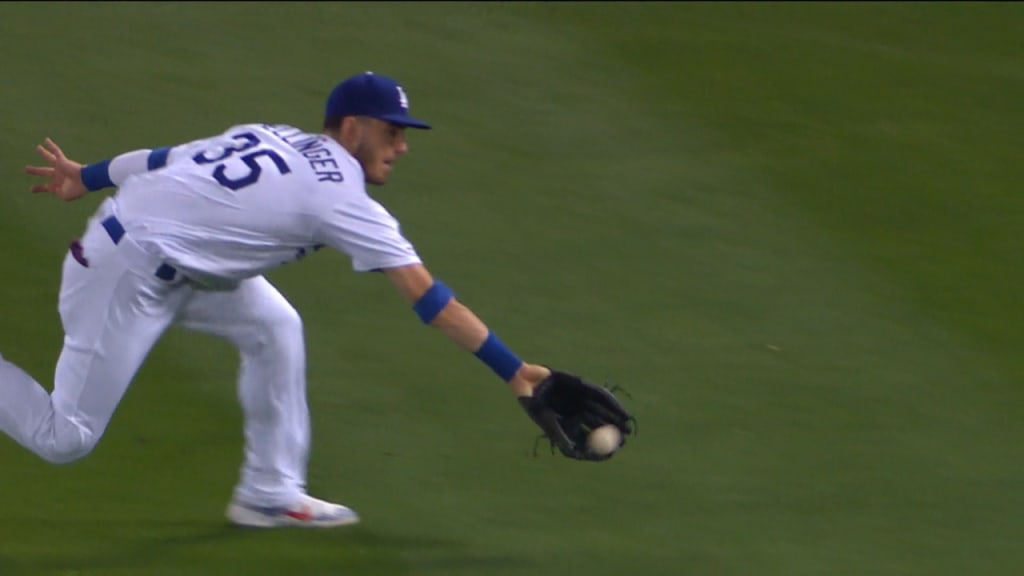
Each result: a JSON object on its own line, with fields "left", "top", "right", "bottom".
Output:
{"left": 508, "top": 363, "right": 551, "bottom": 397}
{"left": 25, "top": 138, "right": 88, "bottom": 202}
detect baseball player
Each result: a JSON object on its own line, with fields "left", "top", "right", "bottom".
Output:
{"left": 5, "top": 71, "right": 635, "bottom": 529}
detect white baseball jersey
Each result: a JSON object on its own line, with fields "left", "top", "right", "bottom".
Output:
{"left": 111, "top": 123, "right": 422, "bottom": 285}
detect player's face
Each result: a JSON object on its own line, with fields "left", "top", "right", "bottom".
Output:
{"left": 353, "top": 118, "right": 409, "bottom": 185}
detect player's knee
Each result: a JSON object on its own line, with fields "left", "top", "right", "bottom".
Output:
{"left": 38, "top": 430, "right": 97, "bottom": 465}
{"left": 43, "top": 444, "right": 94, "bottom": 465}
{"left": 252, "top": 303, "right": 304, "bottom": 355}
{"left": 275, "top": 303, "right": 303, "bottom": 336}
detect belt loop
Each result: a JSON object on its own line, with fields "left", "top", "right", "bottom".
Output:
{"left": 101, "top": 216, "right": 125, "bottom": 244}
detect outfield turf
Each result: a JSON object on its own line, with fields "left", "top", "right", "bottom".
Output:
{"left": 1, "top": 2, "right": 1022, "bottom": 575}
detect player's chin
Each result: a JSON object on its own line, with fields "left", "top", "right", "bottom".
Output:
{"left": 367, "top": 164, "right": 392, "bottom": 185}
{"left": 366, "top": 172, "right": 389, "bottom": 186}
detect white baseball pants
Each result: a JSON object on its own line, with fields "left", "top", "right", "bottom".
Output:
{"left": 0, "top": 200, "right": 310, "bottom": 508}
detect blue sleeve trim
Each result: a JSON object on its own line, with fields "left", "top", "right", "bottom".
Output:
{"left": 475, "top": 332, "right": 524, "bottom": 382}
{"left": 413, "top": 280, "right": 454, "bottom": 324}
{"left": 80, "top": 159, "right": 114, "bottom": 191}
{"left": 147, "top": 146, "right": 172, "bottom": 170}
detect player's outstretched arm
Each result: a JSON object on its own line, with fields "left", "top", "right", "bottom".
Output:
{"left": 384, "top": 263, "right": 637, "bottom": 463}
{"left": 383, "top": 263, "right": 550, "bottom": 396}
{"left": 25, "top": 137, "right": 178, "bottom": 199}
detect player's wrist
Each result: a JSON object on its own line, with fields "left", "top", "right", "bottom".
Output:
{"left": 507, "top": 363, "right": 550, "bottom": 397}
{"left": 80, "top": 159, "right": 114, "bottom": 191}
{"left": 474, "top": 331, "right": 523, "bottom": 383}
{"left": 508, "top": 376, "right": 532, "bottom": 397}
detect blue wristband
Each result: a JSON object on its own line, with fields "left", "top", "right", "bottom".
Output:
{"left": 413, "top": 280, "right": 454, "bottom": 324}
{"left": 475, "top": 332, "right": 523, "bottom": 382}
{"left": 80, "top": 159, "right": 114, "bottom": 191}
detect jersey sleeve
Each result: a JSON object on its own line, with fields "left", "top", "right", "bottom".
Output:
{"left": 79, "top": 132, "right": 233, "bottom": 191}
{"left": 313, "top": 193, "right": 423, "bottom": 272}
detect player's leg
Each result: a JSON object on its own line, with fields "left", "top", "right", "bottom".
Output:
{"left": 175, "top": 276, "right": 309, "bottom": 506}
{"left": 0, "top": 236, "right": 186, "bottom": 464}
{"left": 175, "top": 276, "right": 357, "bottom": 527}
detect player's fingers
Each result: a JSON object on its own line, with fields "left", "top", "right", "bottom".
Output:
{"left": 36, "top": 144, "right": 57, "bottom": 164}
{"left": 44, "top": 137, "right": 66, "bottom": 159}
{"left": 30, "top": 184, "right": 54, "bottom": 194}
{"left": 24, "top": 165, "right": 55, "bottom": 177}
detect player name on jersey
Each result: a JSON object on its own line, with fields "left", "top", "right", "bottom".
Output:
{"left": 263, "top": 124, "right": 344, "bottom": 183}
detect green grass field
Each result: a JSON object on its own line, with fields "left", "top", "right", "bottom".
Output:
{"left": 1, "top": 2, "right": 1022, "bottom": 574}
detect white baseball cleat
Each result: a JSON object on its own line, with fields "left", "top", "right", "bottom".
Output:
{"left": 226, "top": 494, "right": 360, "bottom": 528}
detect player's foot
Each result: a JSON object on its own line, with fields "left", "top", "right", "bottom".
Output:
{"left": 226, "top": 493, "right": 360, "bottom": 528}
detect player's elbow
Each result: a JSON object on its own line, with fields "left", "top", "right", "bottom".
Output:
{"left": 427, "top": 297, "right": 461, "bottom": 329}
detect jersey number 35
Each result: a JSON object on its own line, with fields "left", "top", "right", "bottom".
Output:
{"left": 192, "top": 132, "right": 291, "bottom": 191}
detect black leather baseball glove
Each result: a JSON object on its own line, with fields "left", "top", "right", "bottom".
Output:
{"left": 518, "top": 369, "right": 636, "bottom": 461}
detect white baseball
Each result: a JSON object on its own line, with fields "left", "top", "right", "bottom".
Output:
{"left": 586, "top": 424, "right": 622, "bottom": 456}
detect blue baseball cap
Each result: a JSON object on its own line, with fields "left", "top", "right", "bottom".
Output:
{"left": 325, "top": 71, "right": 431, "bottom": 130}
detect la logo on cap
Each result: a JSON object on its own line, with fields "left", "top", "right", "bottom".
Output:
{"left": 397, "top": 86, "right": 409, "bottom": 110}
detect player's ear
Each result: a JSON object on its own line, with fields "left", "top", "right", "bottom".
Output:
{"left": 337, "top": 116, "right": 363, "bottom": 149}
{"left": 339, "top": 116, "right": 357, "bottom": 137}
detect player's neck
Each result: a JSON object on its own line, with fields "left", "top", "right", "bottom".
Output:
{"left": 323, "top": 129, "right": 357, "bottom": 157}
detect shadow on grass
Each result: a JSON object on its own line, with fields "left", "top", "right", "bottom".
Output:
{"left": 0, "top": 519, "right": 527, "bottom": 576}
